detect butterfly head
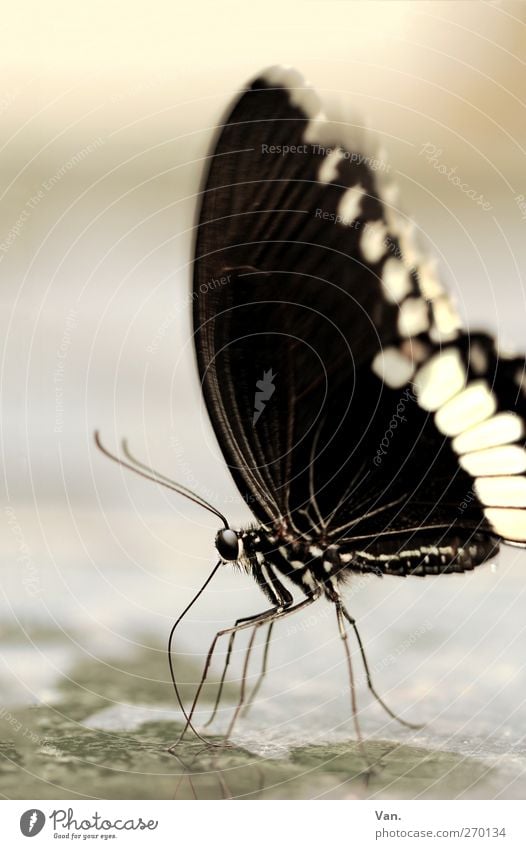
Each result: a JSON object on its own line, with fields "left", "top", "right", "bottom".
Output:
{"left": 215, "top": 528, "right": 241, "bottom": 562}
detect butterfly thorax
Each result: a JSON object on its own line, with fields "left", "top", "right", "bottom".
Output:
{"left": 236, "top": 527, "right": 357, "bottom": 602}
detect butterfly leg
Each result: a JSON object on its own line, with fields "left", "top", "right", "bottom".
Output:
{"left": 335, "top": 601, "right": 363, "bottom": 745}
{"left": 240, "top": 561, "right": 295, "bottom": 716}
{"left": 170, "top": 605, "right": 278, "bottom": 750}
{"left": 240, "top": 619, "right": 274, "bottom": 717}
{"left": 205, "top": 619, "right": 276, "bottom": 729}
{"left": 334, "top": 600, "right": 380, "bottom": 780}
{"left": 204, "top": 561, "right": 292, "bottom": 727}
{"left": 203, "top": 614, "right": 269, "bottom": 729}
{"left": 171, "top": 586, "right": 318, "bottom": 751}
{"left": 203, "top": 628, "right": 239, "bottom": 729}
{"left": 339, "top": 602, "right": 424, "bottom": 730}
{"left": 222, "top": 592, "right": 318, "bottom": 745}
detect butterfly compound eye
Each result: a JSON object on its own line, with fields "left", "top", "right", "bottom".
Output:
{"left": 215, "top": 528, "right": 240, "bottom": 561}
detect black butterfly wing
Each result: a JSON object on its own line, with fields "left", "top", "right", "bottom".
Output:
{"left": 193, "top": 67, "right": 405, "bottom": 525}
{"left": 193, "top": 67, "right": 526, "bottom": 572}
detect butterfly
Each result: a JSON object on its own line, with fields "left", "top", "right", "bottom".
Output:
{"left": 96, "top": 66, "right": 526, "bottom": 748}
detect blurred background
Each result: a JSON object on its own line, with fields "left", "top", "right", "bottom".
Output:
{"left": 1, "top": 0, "right": 526, "bottom": 799}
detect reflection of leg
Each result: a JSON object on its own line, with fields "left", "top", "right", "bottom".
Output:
{"left": 339, "top": 602, "right": 423, "bottom": 730}
{"left": 171, "top": 744, "right": 232, "bottom": 800}
{"left": 241, "top": 620, "right": 274, "bottom": 717}
{"left": 169, "top": 605, "right": 277, "bottom": 751}
{"left": 222, "top": 594, "right": 318, "bottom": 745}
{"left": 171, "top": 749, "right": 199, "bottom": 799}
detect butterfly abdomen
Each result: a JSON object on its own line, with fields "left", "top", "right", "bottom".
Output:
{"left": 239, "top": 526, "right": 499, "bottom": 601}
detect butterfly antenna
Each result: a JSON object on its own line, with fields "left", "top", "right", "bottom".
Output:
{"left": 94, "top": 431, "right": 227, "bottom": 745}
{"left": 93, "top": 431, "right": 229, "bottom": 528}
{"left": 120, "top": 437, "right": 228, "bottom": 526}
{"left": 167, "top": 559, "right": 223, "bottom": 747}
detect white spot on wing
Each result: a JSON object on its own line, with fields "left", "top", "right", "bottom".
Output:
{"left": 338, "top": 183, "right": 365, "bottom": 225}
{"left": 414, "top": 348, "right": 466, "bottom": 412}
{"left": 261, "top": 66, "right": 321, "bottom": 116}
{"left": 417, "top": 258, "right": 444, "bottom": 300}
{"left": 303, "top": 111, "right": 328, "bottom": 144}
{"left": 460, "top": 445, "right": 526, "bottom": 477}
{"left": 262, "top": 65, "right": 302, "bottom": 87}
{"left": 475, "top": 475, "right": 526, "bottom": 508}
{"left": 292, "top": 87, "right": 322, "bottom": 117}
{"left": 371, "top": 346, "right": 415, "bottom": 388}
{"left": 381, "top": 258, "right": 412, "bottom": 303}
{"left": 484, "top": 507, "right": 526, "bottom": 542}
{"left": 435, "top": 381, "right": 496, "bottom": 437}
{"left": 380, "top": 182, "right": 399, "bottom": 208}
{"left": 452, "top": 412, "right": 524, "bottom": 454}
{"left": 397, "top": 297, "right": 429, "bottom": 337}
{"left": 360, "top": 220, "right": 388, "bottom": 263}
{"left": 386, "top": 211, "right": 406, "bottom": 237}
{"left": 397, "top": 219, "right": 420, "bottom": 269}
{"left": 318, "top": 148, "right": 345, "bottom": 184}
{"left": 429, "top": 296, "right": 462, "bottom": 342}
{"left": 496, "top": 337, "right": 519, "bottom": 360}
